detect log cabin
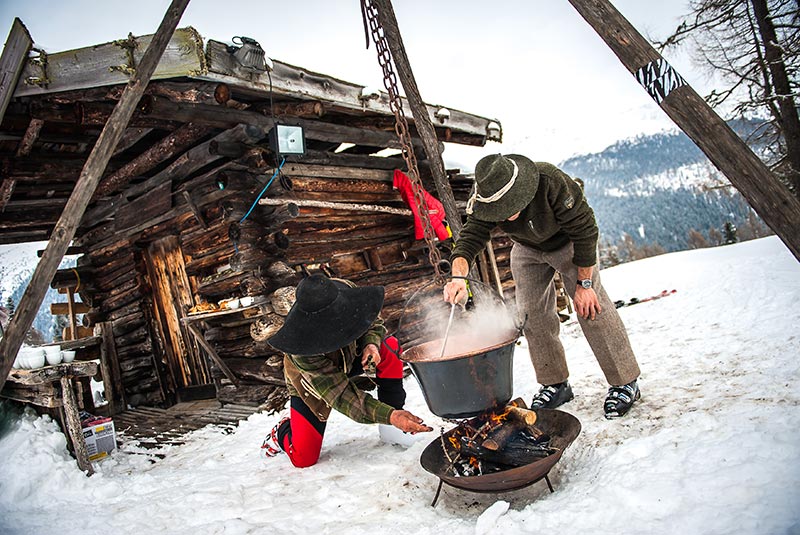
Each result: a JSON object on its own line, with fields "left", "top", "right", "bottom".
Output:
{"left": 0, "top": 26, "right": 515, "bottom": 418}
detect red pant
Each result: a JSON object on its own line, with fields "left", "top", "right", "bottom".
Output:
{"left": 279, "top": 337, "right": 404, "bottom": 467}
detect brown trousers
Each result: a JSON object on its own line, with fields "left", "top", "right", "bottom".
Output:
{"left": 510, "top": 241, "right": 640, "bottom": 387}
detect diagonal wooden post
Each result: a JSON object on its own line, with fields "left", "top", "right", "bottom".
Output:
{"left": 0, "top": 0, "right": 192, "bottom": 392}
{"left": 0, "top": 18, "right": 34, "bottom": 212}
{"left": 567, "top": 0, "right": 800, "bottom": 262}
{"left": 372, "top": 0, "right": 463, "bottom": 238}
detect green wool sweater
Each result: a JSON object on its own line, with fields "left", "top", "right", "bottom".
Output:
{"left": 453, "top": 162, "right": 599, "bottom": 267}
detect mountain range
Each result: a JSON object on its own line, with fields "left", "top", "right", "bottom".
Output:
{"left": 558, "top": 119, "right": 768, "bottom": 254}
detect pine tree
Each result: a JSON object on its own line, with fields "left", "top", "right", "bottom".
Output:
{"left": 5, "top": 296, "right": 15, "bottom": 317}
{"left": 723, "top": 221, "right": 738, "bottom": 244}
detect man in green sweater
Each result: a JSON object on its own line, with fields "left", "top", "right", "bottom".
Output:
{"left": 443, "top": 154, "right": 641, "bottom": 419}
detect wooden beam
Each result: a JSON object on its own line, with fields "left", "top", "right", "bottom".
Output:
{"left": 0, "top": 18, "right": 33, "bottom": 124}
{"left": 95, "top": 122, "right": 214, "bottom": 198}
{"left": 0, "top": 0, "right": 193, "bottom": 393}
{"left": 259, "top": 197, "right": 412, "bottom": 216}
{"left": 13, "top": 27, "right": 204, "bottom": 98}
{"left": 567, "top": 0, "right": 800, "bottom": 262}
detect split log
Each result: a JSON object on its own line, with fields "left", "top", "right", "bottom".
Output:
{"left": 249, "top": 314, "right": 285, "bottom": 342}
{"left": 270, "top": 287, "right": 296, "bottom": 316}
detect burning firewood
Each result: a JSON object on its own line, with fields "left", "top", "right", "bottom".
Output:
{"left": 438, "top": 399, "right": 556, "bottom": 477}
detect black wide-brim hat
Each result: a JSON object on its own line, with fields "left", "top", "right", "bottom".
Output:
{"left": 268, "top": 274, "right": 385, "bottom": 356}
{"left": 467, "top": 154, "right": 539, "bottom": 222}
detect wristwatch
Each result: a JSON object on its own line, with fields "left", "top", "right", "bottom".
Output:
{"left": 577, "top": 279, "right": 593, "bottom": 289}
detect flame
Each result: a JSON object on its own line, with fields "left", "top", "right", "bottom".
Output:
{"left": 468, "top": 456, "right": 480, "bottom": 468}
{"left": 448, "top": 436, "right": 460, "bottom": 451}
{"left": 488, "top": 406, "right": 511, "bottom": 426}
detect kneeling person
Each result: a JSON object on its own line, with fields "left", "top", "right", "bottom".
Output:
{"left": 262, "top": 274, "right": 432, "bottom": 467}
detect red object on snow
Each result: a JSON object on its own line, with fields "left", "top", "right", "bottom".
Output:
{"left": 392, "top": 169, "right": 450, "bottom": 241}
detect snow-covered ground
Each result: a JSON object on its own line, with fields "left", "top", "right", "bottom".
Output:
{"left": 1, "top": 236, "right": 799, "bottom": 535}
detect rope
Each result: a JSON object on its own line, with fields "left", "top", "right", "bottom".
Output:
{"left": 71, "top": 268, "right": 81, "bottom": 293}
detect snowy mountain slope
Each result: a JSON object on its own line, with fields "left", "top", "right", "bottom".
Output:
{"left": 0, "top": 236, "right": 798, "bottom": 535}
{"left": 559, "top": 121, "right": 766, "bottom": 251}
{"left": 0, "top": 242, "right": 79, "bottom": 341}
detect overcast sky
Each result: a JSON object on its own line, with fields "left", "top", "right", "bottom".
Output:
{"left": 0, "top": 0, "right": 712, "bottom": 171}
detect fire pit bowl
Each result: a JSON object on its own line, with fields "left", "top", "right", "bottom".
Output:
{"left": 420, "top": 409, "right": 581, "bottom": 495}
{"left": 402, "top": 331, "right": 518, "bottom": 419}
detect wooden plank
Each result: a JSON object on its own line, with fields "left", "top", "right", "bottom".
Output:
{"left": 0, "top": 19, "right": 34, "bottom": 214}
{"left": 185, "top": 322, "right": 239, "bottom": 386}
{"left": 0, "top": 18, "right": 33, "bottom": 123}
{"left": 115, "top": 180, "right": 172, "bottom": 230}
{"left": 0, "top": 382, "right": 62, "bottom": 407}
{"left": 6, "top": 360, "right": 99, "bottom": 385}
{"left": 50, "top": 301, "right": 91, "bottom": 315}
{"left": 281, "top": 162, "right": 393, "bottom": 182}
{"left": 200, "top": 40, "right": 497, "bottom": 140}
{"left": 99, "top": 322, "right": 124, "bottom": 415}
{"left": 0, "top": 0, "right": 193, "bottom": 393}
{"left": 13, "top": 27, "right": 204, "bottom": 98}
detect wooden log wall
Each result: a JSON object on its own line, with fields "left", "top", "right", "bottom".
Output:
{"left": 24, "top": 79, "right": 512, "bottom": 411}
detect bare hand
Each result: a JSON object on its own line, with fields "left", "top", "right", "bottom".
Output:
{"left": 574, "top": 287, "right": 602, "bottom": 320}
{"left": 389, "top": 410, "right": 433, "bottom": 434}
{"left": 443, "top": 279, "right": 467, "bottom": 305}
{"left": 362, "top": 343, "right": 380, "bottom": 372}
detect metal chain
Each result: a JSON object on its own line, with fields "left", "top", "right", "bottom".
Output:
{"left": 363, "top": 0, "right": 445, "bottom": 283}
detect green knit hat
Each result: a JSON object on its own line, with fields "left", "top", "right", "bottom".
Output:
{"left": 467, "top": 154, "right": 539, "bottom": 221}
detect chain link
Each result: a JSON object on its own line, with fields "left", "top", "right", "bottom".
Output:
{"left": 363, "top": 0, "right": 445, "bottom": 283}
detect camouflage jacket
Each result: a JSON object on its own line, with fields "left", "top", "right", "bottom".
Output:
{"left": 283, "top": 316, "right": 393, "bottom": 424}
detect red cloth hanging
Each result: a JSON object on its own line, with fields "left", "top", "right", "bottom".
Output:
{"left": 392, "top": 169, "right": 450, "bottom": 241}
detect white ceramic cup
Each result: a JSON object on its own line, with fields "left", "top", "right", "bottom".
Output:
{"left": 45, "top": 350, "right": 62, "bottom": 366}
{"left": 61, "top": 350, "right": 76, "bottom": 363}
{"left": 227, "top": 298, "right": 240, "bottom": 309}
{"left": 240, "top": 296, "right": 254, "bottom": 307}
{"left": 28, "top": 349, "right": 45, "bottom": 369}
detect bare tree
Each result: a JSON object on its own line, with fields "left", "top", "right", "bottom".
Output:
{"left": 659, "top": 0, "right": 800, "bottom": 194}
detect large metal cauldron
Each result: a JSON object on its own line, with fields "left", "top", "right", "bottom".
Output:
{"left": 420, "top": 409, "right": 582, "bottom": 495}
{"left": 396, "top": 277, "right": 520, "bottom": 419}
{"left": 401, "top": 331, "right": 517, "bottom": 419}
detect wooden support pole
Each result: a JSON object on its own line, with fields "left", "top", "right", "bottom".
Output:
{"left": 372, "top": 0, "right": 463, "bottom": 238}
{"left": 567, "top": 0, "right": 800, "bottom": 262}
{"left": 60, "top": 375, "right": 94, "bottom": 475}
{"left": 0, "top": 0, "right": 192, "bottom": 393}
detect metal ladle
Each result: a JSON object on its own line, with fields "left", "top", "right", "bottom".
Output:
{"left": 439, "top": 302, "right": 457, "bottom": 359}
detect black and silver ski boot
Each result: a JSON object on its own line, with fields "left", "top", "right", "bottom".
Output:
{"left": 604, "top": 379, "right": 641, "bottom": 419}
{"left": 530, "top": 381, "right": 574, "bottom": 409}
